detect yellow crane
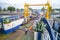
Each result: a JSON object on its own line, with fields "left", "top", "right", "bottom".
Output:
{"left": 24, "top": 0, "right": 52, "bottom": 22}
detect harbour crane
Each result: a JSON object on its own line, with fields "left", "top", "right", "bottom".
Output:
{"left": 24, "top": 0, "right": 52, "bottom": 23}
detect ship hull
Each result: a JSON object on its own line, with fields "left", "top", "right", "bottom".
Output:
{"left": 3, "top": 18, "right": 24, "bottom": 34}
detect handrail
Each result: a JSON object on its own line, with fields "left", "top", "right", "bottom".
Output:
{"left": 53, "top": 29, "right": 60, "bottom": 40}
{"left": 51, "top": 17, "right": 60, "bottom": 22}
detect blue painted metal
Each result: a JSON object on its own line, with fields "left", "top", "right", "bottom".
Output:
{"left": 30, "top": 16, "right": 32, "bottom": 18}
{"left": 38, "top": 32, "right": 41, "bottom": 40}
{"left": 41, "top": 18, "right": 54, "bottom": 40}
{"left": 2, "top": 24, "right": 22, "bottom": 34}
{"left": 0, "top": 15, "right": 24, "bottom": 34}
{"left": 0, "top": 18, "right": 2, "bottom": 22}
{"left": 0, "top": 18, "right": 3, "bottom": 33}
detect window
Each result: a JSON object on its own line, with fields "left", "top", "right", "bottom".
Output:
{"left": 9, "top": 15, "right": 20, "bottom": 22}
{"left": 3, "top": 17, "right": 11, "bottom": 24}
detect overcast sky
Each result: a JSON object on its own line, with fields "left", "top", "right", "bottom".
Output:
{"left": 0, "top": 0, "right": 60, "bottom": 9}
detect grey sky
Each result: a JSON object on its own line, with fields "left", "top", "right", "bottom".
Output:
{"left": 0, "top": 0, "right": 60, "bottom": 9}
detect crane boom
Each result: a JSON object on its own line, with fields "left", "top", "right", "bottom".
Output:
{"left": 29, "top": 4, "right": 47, "bottom": 6}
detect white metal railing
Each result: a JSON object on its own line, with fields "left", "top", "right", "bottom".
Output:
{"left": 53, "top": 29, "right": 60, "bottom": 40}
{"left": 49, "top": 17, "right": 60, "bottom": 40}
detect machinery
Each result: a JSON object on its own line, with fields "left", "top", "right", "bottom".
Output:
{"left": 24, "top": 0, "right": 52, "bottom": 23}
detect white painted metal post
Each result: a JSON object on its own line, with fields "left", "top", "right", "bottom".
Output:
{"left": 34, "top": 32, "right": 38, "bottom": 40}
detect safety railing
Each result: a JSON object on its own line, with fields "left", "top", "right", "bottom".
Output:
{"left": 53, "top": 30, "right": 60, "bottom": 40}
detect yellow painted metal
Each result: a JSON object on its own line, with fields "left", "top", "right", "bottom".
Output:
{"left": 29, "top": 4, "right": 47, "bottom": 6}
{"left": 24, "top": 0, "right": 51, "bottom": 19}
{"left": 46, "top": 0, "right": 51, "bottom": 19}
{"left": 24, "top": 3, "right": 30, "bottom": 23}
{"left": 45, "top": 11, "right": 50, "bottom": 19}
{"left": 24, "top": 3, "right": 30, "bottom": 17}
